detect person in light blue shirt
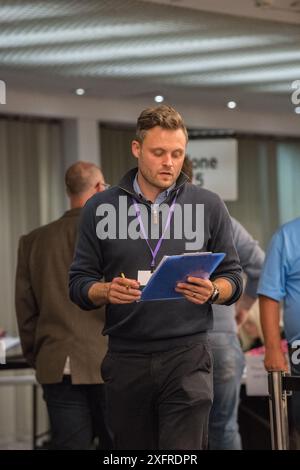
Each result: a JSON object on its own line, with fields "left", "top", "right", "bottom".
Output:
{"left": 258, "top": 217, "right": 300, "bottom": 448}
{"left": 258, "top": 217, "right": 300, "bottom": 363}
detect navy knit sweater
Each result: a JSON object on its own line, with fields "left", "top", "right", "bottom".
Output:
{"left": 69, "top": 168, "right": 243, "bottom": 352}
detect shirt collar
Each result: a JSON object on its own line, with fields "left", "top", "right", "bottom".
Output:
{"left": 133, "top": 173, "right": 176, "bottom": 205}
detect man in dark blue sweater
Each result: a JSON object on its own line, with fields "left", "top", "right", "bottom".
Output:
{"left": 69, "top": 105, "right": 243, "bottom": 450}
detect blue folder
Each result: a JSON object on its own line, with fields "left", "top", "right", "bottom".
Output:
{"left": 140, "top": 252, "right": 225, "bottom": 301}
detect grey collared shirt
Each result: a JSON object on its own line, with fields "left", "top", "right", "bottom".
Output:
{"left": 133, "top": 174, "right": 176, "bottom": 225}
{"left": 133, "top": 174, "right": 175, "bottom": 205}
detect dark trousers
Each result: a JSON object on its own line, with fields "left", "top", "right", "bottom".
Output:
{"left": 101, "top": 341, "right": 213, "bottom": 450}
{"left": 42, "top": 376, "right": 113, "bottom": 450}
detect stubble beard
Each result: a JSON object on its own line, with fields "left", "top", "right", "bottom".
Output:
{"left": 139, "top": 167, "right": 172, "bottom": 191}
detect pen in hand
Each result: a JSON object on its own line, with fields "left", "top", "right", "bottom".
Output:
{"left": 120, "top": 272, "right": 130, "bottom": 291}
{"left": 107, "top": 273, "right": 140, "bottom": 303}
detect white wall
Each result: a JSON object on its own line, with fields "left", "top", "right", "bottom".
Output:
{"left": 1, "top": 87, "right": 299, "bottom": 175}
{"left": 2, "top": 87, "right": 300, "bottom": 136}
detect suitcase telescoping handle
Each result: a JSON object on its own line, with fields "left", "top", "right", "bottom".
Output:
{"left": 268, "top": 372, "right": 300, "bottom": 450}
{"left": 268, "top": 371, "right": 289, "bottom": 450}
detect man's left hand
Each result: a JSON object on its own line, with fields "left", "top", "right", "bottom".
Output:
{"left": 175, "top": 277, "right": 214, "bottom": 304}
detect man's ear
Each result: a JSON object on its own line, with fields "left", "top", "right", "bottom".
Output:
{"left": 95, "top": 181, "right": 102, "bottom": 193}
{"left": 132, "top": 140, "right": 141, "bottom": 160}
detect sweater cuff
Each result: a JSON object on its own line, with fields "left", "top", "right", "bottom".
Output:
{"left": 81, "top": 281, "right": 101, "bottom": 310}
{"left": 212, "top": 275, "right": 242, "bottom": 306}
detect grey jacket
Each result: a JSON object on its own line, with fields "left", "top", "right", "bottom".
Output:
{"left": 212, "top": 217, "right": 265, "bottom": 333}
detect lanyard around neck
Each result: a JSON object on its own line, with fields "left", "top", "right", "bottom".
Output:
{"left": 132, "top": 192, "right": 178, "bottom": 271}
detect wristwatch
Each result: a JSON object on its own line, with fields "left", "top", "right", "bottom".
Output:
{"left": 207, "top": 282, "right": 219, "bottom": 304}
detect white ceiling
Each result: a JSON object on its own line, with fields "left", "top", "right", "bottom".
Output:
{"left": 0, "top": 0, "right": 299, "bottom": 114}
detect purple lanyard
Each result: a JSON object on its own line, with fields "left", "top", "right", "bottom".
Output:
{"left": 132, "top": 192, "right": 178, "bottom": 271}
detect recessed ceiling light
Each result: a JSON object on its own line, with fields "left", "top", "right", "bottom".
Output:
{"left": 227, "top": 100, "right": 237, "bottom": 109}
{"left": 295, "top": 106, "right": 300, "bottom": 114}
{"left": 75, "top": 88, "right": 85, "bottom": 96}
{"left": 154, "top": 95, "right": 164, "bottom": 103}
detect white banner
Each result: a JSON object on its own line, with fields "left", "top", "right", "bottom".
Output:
{"left": 187, "top": 138, "right": 238, "bottom": 201}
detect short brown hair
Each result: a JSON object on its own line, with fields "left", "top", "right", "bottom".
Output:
{"left": 135, "top": 105, "right": 188, "bottom": 143}
{"left": 65, "top": 161, "right": 102, "bottom": 196}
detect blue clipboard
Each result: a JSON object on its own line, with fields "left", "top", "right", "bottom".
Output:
{"left": 140, "top": 252, "right": 225, "bottom": 301}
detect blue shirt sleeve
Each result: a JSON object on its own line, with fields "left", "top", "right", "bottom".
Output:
{"left": 257, "top": 229, "right": 287, "bottom": 301}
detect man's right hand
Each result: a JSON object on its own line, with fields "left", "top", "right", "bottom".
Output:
{"left": 107, "top": 277, "right": 141, "bottom": 304}
{"left": 264, "top": 346, "right": 288, "bottom": 372}
{"left": 88, "top": 277, "right": 141, "bottom": 306}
